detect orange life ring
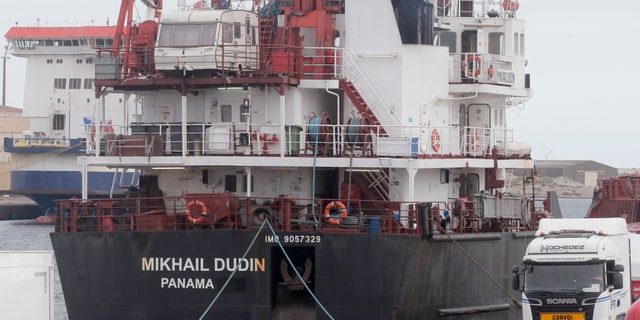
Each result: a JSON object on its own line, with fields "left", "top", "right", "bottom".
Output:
{"left": 324, "top": 201, "right": 348, "bottom": 225}
{"left": 185, "top": 200, "right": 208, "bottom": 224}
{"left": 431, "top": 129, "right": 441, "bottom": 153}
{"left": 471, "top": 129, "right": 480, "bottom": 151}
{"left": 461, "top": 55, "right": 481, "bottom": 77}
{"left": 503, "top": 0, "right": 519, "bottom": 11}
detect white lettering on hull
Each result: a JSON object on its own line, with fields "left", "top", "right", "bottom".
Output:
{"left": 141, "top": 257, "right": 266, "bottom": 272}
{"left": 160, "top": 277, "right": 215, "bottom": 289}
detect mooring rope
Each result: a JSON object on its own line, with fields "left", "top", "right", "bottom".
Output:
{"left": 265, "top": 219, "right": 335, "bottom": 320}
{"left": 199, "top": 218, "right": 335, "bottom": 319}
{"left": 429, "top": 218, "right": 522, "bottom": 306}
{"left": 198, "top": 218, "right": 268, "bottom": 319}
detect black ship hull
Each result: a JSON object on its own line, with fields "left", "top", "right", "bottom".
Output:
{"left": 51, "top": 229, "right": 532, "bottom": 320}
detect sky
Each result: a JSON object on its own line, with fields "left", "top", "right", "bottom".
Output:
{"left": 1, "top": 0, "right": 639, "bottom": 169}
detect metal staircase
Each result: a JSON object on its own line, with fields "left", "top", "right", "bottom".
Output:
{"left": 338, "top": 49, "right": 402, "bottom": 137}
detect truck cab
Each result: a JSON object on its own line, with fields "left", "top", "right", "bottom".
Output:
{"left": 513, "top": 218, "right": 631, "bottom": 320}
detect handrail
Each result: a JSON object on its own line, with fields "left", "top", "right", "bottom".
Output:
{"left": 53, "top": 194, "right": 532, "bottom": 234}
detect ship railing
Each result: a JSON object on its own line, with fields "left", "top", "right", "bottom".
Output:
{"left": 53, "top": 195, "right": 532, "bottom": 234}
{"left": 436, "top": 0, "right": 519, "bottom": 19}
{"left": 448, "top": 52, "right": 523, "bottom": 87}
{"left": 84, "top": 122, "right": 524, "bottom": 160}
{"left": 52, "top": 195, "right": 425, "bottom": 235}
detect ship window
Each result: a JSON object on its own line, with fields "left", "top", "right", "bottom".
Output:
{"left": 83, "top": 78, "right": 93, "bottom": 90}
{"left": 52, "top": 114, "right": 65, "bottom": 131}
{"left": 220, "top": 104, "right": 232, "bottom": 122}
{"left": 461, "top": 31, "right": 477, "bottom": 53}
{"left": 85, "top": 58, "right": 93, "bottom": 64}
{"left": 494, "top": 109, "right": 504, "bottom": 127}
{"left": 234, "top": 22, "right": 241, "bottom": 39}
{"left": 434, "top": 31, "right": 456, "bottom": 53}
{"left": 225, "top": 175, "right": 237, "bottom": 192}
{"left": 63, "top": 40, "right": 72, "bottom": 46}
{"left": 201, "top": 24, "right": 217, "bottom": 46}
{"left": 488, "top": 32, "right": 504, "bottom": 55}
{"left": 242, "top": 175, "right": 254, "bottom": 192}
{"left": 252, "top": 27, "right": 256, "bottom": 45}
{"left": 45, "top": 39, "right": 54, "bottom": 46}
{"left": 53, "top": 78, "right": 66, "bottom": 89}
{"left": 173, "top": 25, "right": 203, "bottom": 47}
{"left": 46, "top": 59, "right": 53, "bottom": 64}
{"left": 222, "top": 24, "right": 233, "bottom": 43}
{"left": 69, "top": 78, "right": 82, "bottom": 89}
{"left": 76, "top": 59, "right": 83, "bottom": 64}
{"left": 56, "top": 59, "right": 63, "bottom": 64}
{"left": 157, "top": 26, "right": 173, "bottom": 46}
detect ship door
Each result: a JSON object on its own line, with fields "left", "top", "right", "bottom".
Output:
{"left": 458, "top": 173, "right": 479, "bottom": 198}
{"left": 461, "top": 30, "right": 478, "bottom": 81}
{"left": 466, "top": 104, "right": 490, "bottom": 154}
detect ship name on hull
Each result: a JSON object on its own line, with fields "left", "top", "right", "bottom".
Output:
{"left": 141, "top": 257, "right": 266, "bottom": 272}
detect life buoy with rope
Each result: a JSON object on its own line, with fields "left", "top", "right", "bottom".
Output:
{"left": 185, "top": 199, "right": 208, "bottom": 224}
{"left": 461, "top": 55, "right": 481, "bottom": 77}
{"left": 431, "top": 129, "right": 441, "bottom": 153}
{"left": 324, "top": 201, "right": 348, "bottom": 226}
{"left": 471, "top": 129, "right": 480, "bottom": 151}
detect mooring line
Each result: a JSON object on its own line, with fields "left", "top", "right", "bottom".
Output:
{"left": 198, "top": 218, "right": 267, "bottom": 319}
{"left": 430, "top": 218, "right": 522, "bottom": 306}
{"left": 265, "top": 219, "right": 335, "bottom": 320}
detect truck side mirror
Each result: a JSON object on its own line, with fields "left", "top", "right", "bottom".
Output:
{"left": 614, "top": 264, "right": 624, "bottom": 272}
{"left": 512, "top": 274, "right": 520, "bottom": 291}
{"left": 511, "top": 265, "right": 520, "bottom": 290}
{"left": 612, "top": 273, "right": 624, "bottom": 290}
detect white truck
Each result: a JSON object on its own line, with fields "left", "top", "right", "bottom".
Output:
{"left": 512, "top": 218, "right": 632, "bottom": 320}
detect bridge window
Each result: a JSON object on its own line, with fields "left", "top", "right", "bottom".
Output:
{"left": 83, "top": 79, "right": 93, "bottom": 90}
{"left": 488, "top": 32, "right": 504, "bottom": 55}
{"left": 69, "top": 78, "right": 82, "bottom": 89}
{"left": 53, "top": 78, "right": 66, "bottom": 89}
{"left": 434, "top": 31, "right": 456, "bottom": 53}
{"left": 461, "top": 31, "right": 477, "bottom": 53}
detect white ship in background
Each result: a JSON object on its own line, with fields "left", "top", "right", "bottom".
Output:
{"left": 3, "top": 26, "right": 138, "bottom": 214}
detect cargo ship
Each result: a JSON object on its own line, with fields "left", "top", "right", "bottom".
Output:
{"left": 49, "top": 0, "right": 546, "bottom": 319}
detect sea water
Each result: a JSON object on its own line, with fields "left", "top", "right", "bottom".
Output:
{"left": 0, "top": 198, "right": 593, "bottom": 320}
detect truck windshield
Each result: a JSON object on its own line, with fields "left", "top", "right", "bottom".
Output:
{"left": 523, "top": 263, "right": 605, "bottom": 294}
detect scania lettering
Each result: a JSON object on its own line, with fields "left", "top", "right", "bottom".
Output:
{"left": 512, "top": 218, "right": 631, "bottom": 320}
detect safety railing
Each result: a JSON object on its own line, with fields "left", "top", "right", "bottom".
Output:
{"left": 83, "top": 122, "right": 522, "bottom": 160}
{"left": 53, "top": 194, "right": 532, "bottom": 235}
{"left": 436, "top": 0, "right": 520, "bottom": 19}
{"left": 449, "top": 52, "right": 520, "bottom": 85}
